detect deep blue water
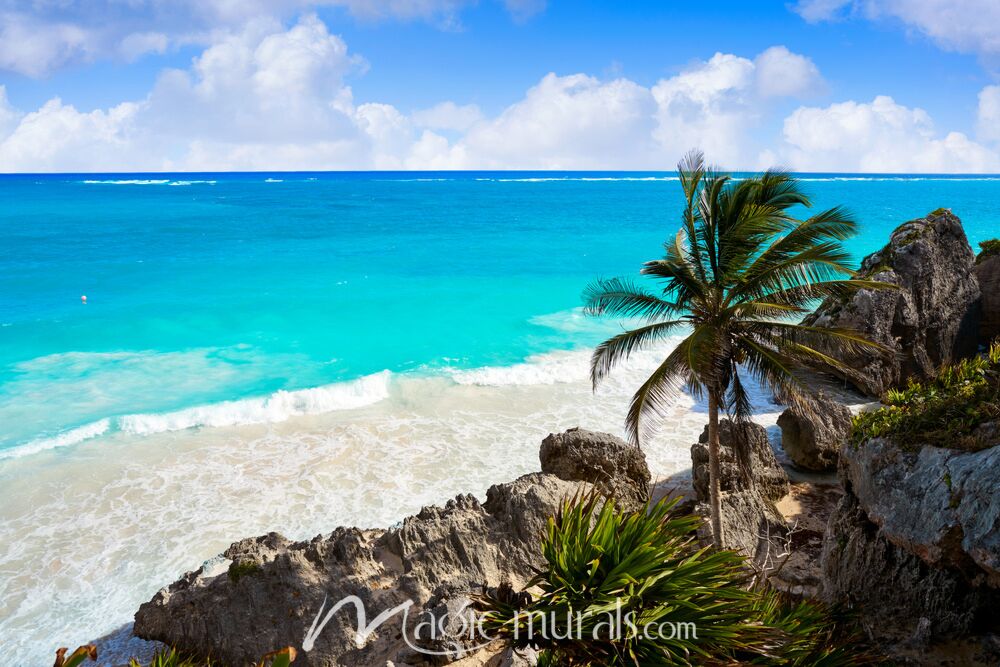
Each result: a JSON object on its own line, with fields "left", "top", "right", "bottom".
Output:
{"left": 1, "top": 171, "right": 997, "bottom": 457}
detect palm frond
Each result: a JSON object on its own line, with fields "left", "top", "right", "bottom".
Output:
{"left": 583, "top": 277, "right": 679, "bottom": 320}
{"left": 590, "top": 320, "right": 685, "bottom": 388}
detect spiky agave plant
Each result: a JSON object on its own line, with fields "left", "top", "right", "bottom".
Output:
{"left": 476, "top": 493, "right": 873, "bottom": 666}
{"left": 584, "top": 151, "right": 892, "bottom": 547}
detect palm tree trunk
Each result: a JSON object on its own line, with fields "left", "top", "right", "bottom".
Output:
{"left": 707, "top": 392, "right": 723, "bottom": 549}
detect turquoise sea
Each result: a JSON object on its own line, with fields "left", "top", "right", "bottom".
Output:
{"left": 1, "top": 172, "right": 997, "bottom": 458}
{"left": 1, "top": 172, "right": 998, "bottom": 662}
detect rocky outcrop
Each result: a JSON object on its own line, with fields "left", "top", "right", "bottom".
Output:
{"left": 821, "top": 432, "right": 1000, "bottom": 652}
{"left": 838, "top": 436, "right": 1000, "bottom": 585}
{"left": 133, "top": 429, "right": 649, "bottom": 666}
{"left": 691, "top": 420, "right": 789, "bottom": 561}
{"left": 976, "top": 252, "right": 1000, "bottom": 344}
{"left": 804, "top": 209, "right": 981, "bottom": 397}
{"left": 777, "top": 393, "right": 852, "bottom": 472}
{"left": 821, "top": 491, "right": 997, "bottom": 640}
{"left": 540, "top": 427, "right": 650, "bottom": 511}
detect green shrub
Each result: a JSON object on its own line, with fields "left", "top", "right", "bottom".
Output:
{"left": 476, "top": 494, "right": 873, "bottom": 666}
{"left": 850, "top": 342, "right": 1000, "bottom": 451}
{"left": 228, "top": 559, "right": 262, "bottom": 583}
{"left": 978, "top": 239, "right": 1000, "bottom": 264}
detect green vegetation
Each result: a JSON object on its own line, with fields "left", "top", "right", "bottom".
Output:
{"left": 850, "top": 341, "right": 1000, "bottom": 451}
{"left": 584, "top": 150, "right": 892, "bottom": 546}
{"left": 228, "top": 559, "right": 262, "bottom": 582}
{"left": 53, "top": 646, "right": 295, "bottom": 667}
{"left": 977, "top": 239, "right": 1000, "bottom": 264}
{"left": 477, "top": 494, "right": 873, "bottom": 666}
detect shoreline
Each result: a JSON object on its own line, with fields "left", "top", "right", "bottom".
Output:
{"left": 1, "top": 338, "right": 764, "bottom": 664}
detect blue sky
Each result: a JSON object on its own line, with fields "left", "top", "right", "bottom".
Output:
{"left": 0, "top": 0, "right": 999, "bottom": 172}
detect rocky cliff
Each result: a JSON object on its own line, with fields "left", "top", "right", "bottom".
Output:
{"left": 820, "top": 428, "right": 1000, "bottom": 659}
{"left": 690, "top": 419, "right": 789, "bottom": 561}
{"left": 132, "top": 429, "right": 648, "bottom": 666}
{"left": 977, "top": 247, "right": 1000, "bottom": 344}
{"left": 804, "top": 209, "right": 981, "bottom": 397}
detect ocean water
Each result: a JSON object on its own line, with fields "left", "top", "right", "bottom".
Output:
{"left": 1, "top": 171, "right": 998, "bottom": 663}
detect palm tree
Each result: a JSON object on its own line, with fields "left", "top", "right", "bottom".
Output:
{"left": 584, "top": 151, "right": 890, "bottom": 548}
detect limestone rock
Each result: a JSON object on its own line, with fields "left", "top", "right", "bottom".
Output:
{"left": 134, "top": 429, "right": 651, "bottom": 666}
{"left": 804, "top": 209, "right": 981, "bottom": 397}
{"left": 540, "top": 427, "right": 650, "bottom": 511}
{"left": 821, "top": 491, "right": 999, "bottom": 642}
{"left": 839, "top": 436, "right": 1000, "bottom": 584}
{"left": 976, "top": 253, "right": 1000, "bottom": 344}
{"left": 691, "top": 419, "right": 790, "bottom": 561}
{"left": 777, "top": 393, "right": 852, "bottom": 472}
{"left": 691, "top": 419, "right": 789, "bottom": 502}
{"left": 135, "top": 474, "right": 583, "bottom": 666}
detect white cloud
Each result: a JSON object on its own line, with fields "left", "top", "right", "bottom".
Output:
{"left": 456, "top": 73, "right": 658, "bottom": 169}
{"left": 794, "top": 1, "right": 1000, "bottom": 59}
{"left": 412, "top": 102, "right": 484, "bottom": 132}
{"left": 778, "top": 95, "right": 1000, "bottom": 172}
{"left": 977, "top": 85, "right": 1000, "bottom": 143}
{"left": 0, "top": 99, "right": 141, "bottom": 172}
{"left": 0, "top": 0, "right": 542, "bottom": 77}
{"left": 754, "top": 46, "right": 825, "bottom": 98}
{"left": 0, "top": 28, "right": 993, "bottom": 173}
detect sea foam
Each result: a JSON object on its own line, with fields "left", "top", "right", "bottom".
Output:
{"left": 120, "top": 370, "right": 392, "bottom": 435}
{"left": 0, "top": 419, "right": 112, "bottom": 461}
{"left": 0, "top": 372, "right": 392, "bottom": 460}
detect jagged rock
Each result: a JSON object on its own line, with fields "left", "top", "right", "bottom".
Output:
{"left": 804, "top": 209, "right": 981, "bottom": 397}
{"left": 777, "top": 393, "right": 852, "bottom": 472}
{"left": 691, "top": 420, "right": 789, "bottom": 561}
{"left": 839, "top": 436, "right": 1000, "bottom": 584}
{"left": 976, "top": 253, "right": 1000, "bottom": 344}
{"left": 821, "top": 490, "right": 1000, "bottom": 643}
{"left": 691, "top": 420, "right": 789, "bottom": 502}
{"left": 134, "top": 429, "right": 650, "bottom": 666}
{"left": 135, "top": 475, "right": 581, "bottom": 666}
{"left": 540, "top": 427, "right": 650, "bottom": 510}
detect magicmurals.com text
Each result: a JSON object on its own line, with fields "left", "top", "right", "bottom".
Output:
{"left": 302, "top": 595, "right": 698, "bottom": 657}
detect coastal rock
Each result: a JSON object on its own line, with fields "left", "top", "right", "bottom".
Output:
{"left": 839, "top": 436, "right": 1000, "bottom": 584}
{"left": 134, "top": 430, "right": 649, "bottom": 666}
{"left": 691, "top": 420, "right": 789, "bottom": 561}
{"left": 820, "top": 428, "right": 1000, "bottom": 655}
{"left": 540, "top": 427, "right": 650, "bottom": 511}
{"left": 821, "top": 490, "right": 998, "bottom": 641}
{"left": 691, "top": 419, "right": 789, "bottom": 502}
{"left": 804, "top": 209, "right": 981, "bottom": 397}
{"left": 777, "top": 394, "right": 852, "bottom": 472}
{"left": 976, "top": 252, "right": 1000, "bottom": 344}
{"left": 135, "top": 475, "right": 581, "bottom": 666}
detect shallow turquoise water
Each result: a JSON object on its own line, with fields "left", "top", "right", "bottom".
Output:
{"left": 0, "top": 172, "right": 997, "bottom": 456}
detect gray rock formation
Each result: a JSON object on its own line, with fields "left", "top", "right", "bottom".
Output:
{"left": 821, "top": 491, "right": 997, "bottom": 639}
{"left": 804, "top": 209, "right": 981, "bottom": 397}
{"left": 838, "top": 436, "right": 1000, "bottom": 584}
{"left": 133, "top": 429, "right": 650, "bottom": 666}
{"left": 976, "top": 252, "right": 1000, "bottom": 344}
{"left": 777, "top": 393, "right": 852, "bottom": 472}
{"left": 540, "top": 427, "right": 650, "bottom": 511}
{"left": 690, "top": 420, "right": 790, "bottom": 561}
{"left": 821, "top": 431, "right": 1000, "bottom": 649}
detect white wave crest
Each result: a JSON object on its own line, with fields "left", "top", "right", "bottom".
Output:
{"left": 450, "top": 350, "right": 591, "bottom": 387}
{"left": 119, "top": 371, "right": 392, "bottom": 435}
{"left": 0, "top": 419, "right": 111, "bottom": 461}
{"left": 81, "top": 179, "right": 171, "bottom": 185}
